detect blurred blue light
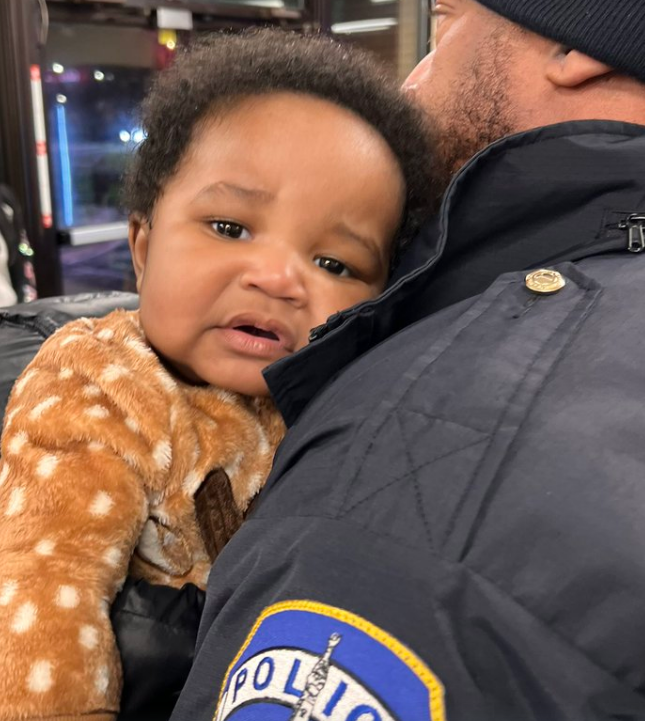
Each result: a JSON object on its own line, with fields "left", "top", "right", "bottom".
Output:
{"left": 56, "top": 103, "right": 74, "bottom": 227}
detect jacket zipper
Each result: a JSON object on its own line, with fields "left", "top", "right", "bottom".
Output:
{"left": 619, "top": 214, "right": 645, "bottom": 253}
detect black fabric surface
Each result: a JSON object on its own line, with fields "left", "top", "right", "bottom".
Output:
{"left": 113, "top": 579, "right": 205, "bottom": 721}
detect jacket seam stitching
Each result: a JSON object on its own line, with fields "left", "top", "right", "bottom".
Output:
{"left": 339, "top": 281, "right": 513, "bottom": 511}
{"left": 396, "top": 407, "right": 491, "bottom": 437}
{"left": 341, "top": 437, "right": 489, "bottom": 517}
{"left": 401, "top": 411, "right": 433, "bottom": 549}
{"left": 445, "top": 285, "right": 600, "bottom": 555}
{"left": 452, "top": 282, "right": 603, "bottom": 557}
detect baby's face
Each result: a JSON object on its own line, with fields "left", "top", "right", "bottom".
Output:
{"left": 130, "top": 92, "right": 405, "bottom": 396}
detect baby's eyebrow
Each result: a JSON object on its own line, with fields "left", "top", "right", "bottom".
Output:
{"left": 193, "top": 181, "right": 274, "bottom": 203}
{"left": 334, "top": 221, "right": 383, "bottom": 259}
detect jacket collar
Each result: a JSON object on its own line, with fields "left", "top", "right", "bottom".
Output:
{"left": 266, "top": 120, "right": 645, "bottom": 426}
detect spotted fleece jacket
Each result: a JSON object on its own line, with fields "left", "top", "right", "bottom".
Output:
{"left": 0, "top": 309, "right": 285, "bottom": 721}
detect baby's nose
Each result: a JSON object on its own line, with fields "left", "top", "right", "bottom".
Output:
{"left": 239, "top": 250, "right": 307, "bottom": 305}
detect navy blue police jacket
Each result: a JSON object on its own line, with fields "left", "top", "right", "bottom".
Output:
{"left": 171, "top": 120, "right": 645, "bottom": 721}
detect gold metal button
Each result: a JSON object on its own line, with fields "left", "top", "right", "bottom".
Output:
{"left": 525, "top": 269, "right": 566, "bottom": 295}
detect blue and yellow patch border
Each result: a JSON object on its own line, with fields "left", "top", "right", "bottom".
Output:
{"left": 214, "top": 599, "right": 446, "bottom": 721}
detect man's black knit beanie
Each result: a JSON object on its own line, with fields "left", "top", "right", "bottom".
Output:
{"left": 477, "top": 0, "right": 645, "bottom": 84}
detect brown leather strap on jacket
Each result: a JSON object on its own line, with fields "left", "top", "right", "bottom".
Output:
{"left": 194, "top": 468, "right": 244, "bottom": 563}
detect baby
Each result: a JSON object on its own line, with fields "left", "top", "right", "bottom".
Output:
{"left": 0, "top": 28, "right": 432, "bottom": 720}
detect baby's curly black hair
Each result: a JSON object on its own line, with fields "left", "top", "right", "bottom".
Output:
{"left": 123, "top": 28, "right": 435, "bottom": 260}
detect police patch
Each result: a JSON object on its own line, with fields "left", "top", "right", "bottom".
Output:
{"left": 214, "top": 600, "right": 445, "bottom": 721}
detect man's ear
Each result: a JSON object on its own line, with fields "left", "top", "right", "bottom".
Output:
{"left": 546, "top": 47, "right": 614, "bottom": 88}
{"left": 128, "top": 214, "right": 151, "bottom": 293}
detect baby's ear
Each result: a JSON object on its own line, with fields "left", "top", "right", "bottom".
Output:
{"left": 128, "top": 213, "right": 151, "bottom": 293}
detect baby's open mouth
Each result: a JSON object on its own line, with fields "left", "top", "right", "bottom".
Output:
{"left": 234, "top": 325, "right": 280, "bottom": 341}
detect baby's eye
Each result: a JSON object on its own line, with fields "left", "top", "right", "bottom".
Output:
{"left": 315, "top": 257, "right": 351, "bottom": 277}
{"left": 212, "top": 221, "right": 251, "bottom": 240}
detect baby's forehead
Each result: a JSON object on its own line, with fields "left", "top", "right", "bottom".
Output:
{"left": 177, "top": 93, "right": 405, "bottom": 187}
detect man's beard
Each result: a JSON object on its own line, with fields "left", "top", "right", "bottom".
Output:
{"left": 424, "top": 35, "right": 520, "bottom": 205}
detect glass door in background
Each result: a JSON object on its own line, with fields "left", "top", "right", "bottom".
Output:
{"left": 329, "top": 0, "right": 429, "bottom": 81}
{"left": 43, "top": 21, "right": 181, "bottom": 294}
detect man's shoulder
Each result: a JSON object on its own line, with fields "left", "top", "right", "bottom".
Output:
{"left": 173, "top": 256, "right": 645, "bottom": 721}
{"left": 314, "top": 251, "right": 645, "bottom": 420}
{"left": 262, "top": 256, "right": 645, "bottom": 536}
